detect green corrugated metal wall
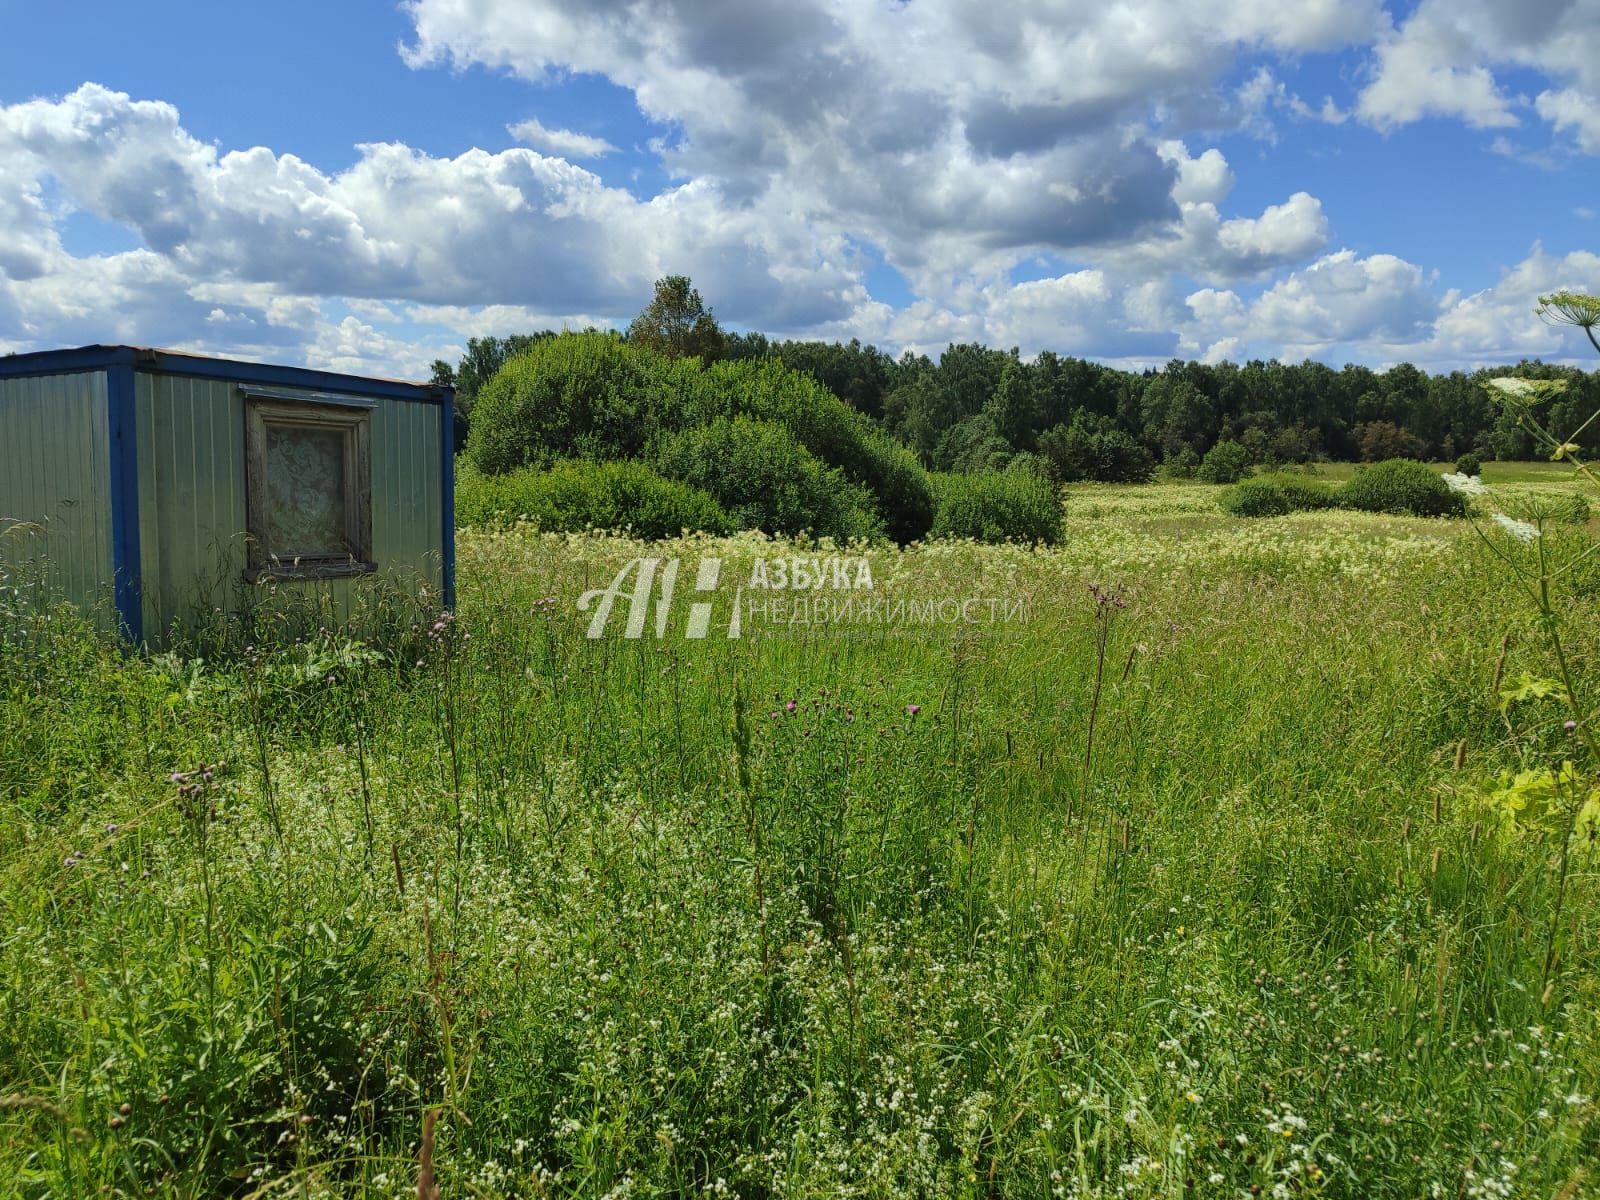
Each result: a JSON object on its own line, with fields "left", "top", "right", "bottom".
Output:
{"left": 0, "top": 370, "right": 115, "bottom": 619}
{"left": 135, "top": 372, "right": 444, "bottom": 639}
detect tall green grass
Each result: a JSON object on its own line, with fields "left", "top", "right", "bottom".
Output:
{"left": 2, "top": 496, "right": 1597, "bottom": 1198}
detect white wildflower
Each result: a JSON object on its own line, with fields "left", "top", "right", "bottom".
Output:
{"left": 1487, "top": 377, "right": 1537, "bottom": 398}
{"left": 1492, "top": 513, "right": 1540, "bottom": 542}
{"left": 1442, "top": 472, "right": 1488, "bottom": 496}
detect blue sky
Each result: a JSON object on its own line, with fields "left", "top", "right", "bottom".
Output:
{"left": 1, "top": 0, "right": 1597, "bottom": 377}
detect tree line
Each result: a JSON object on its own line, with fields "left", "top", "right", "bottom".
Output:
{"left": 431, "top": 276, "right": 1600, "bottom": 481}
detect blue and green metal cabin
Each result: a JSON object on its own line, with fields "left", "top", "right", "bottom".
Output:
{"left": 0, "top": 345, "right": 454, "bottom": 645}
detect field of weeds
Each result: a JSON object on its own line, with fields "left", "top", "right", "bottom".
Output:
{"left": 3, "top": 479, "right": 1598, "bottom": 1198}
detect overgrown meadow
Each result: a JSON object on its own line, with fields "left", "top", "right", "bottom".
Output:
{"left": 4, "top": 479, "right": 1600, "bottom": 1198}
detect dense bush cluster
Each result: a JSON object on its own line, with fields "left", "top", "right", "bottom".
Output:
{"left": 1035, "top": 412, "right": 1155, "bottom": 483}
{"left": 928, "top": 470, "right": 1063, "bottom": 544}
{"left": 1223, "top": 459, "right": 1466, "bottom": 519}
{"left": 1340, "top": 458, "right": 1467, "bottom": 517}
{"left": 1195, "top": 439, "right": 1253, "bottom": 484}
{"left": 678, "top": 358, "right": 935, "bottom": 543}
{"left": 650, "top": 416, "right": 884, "bottom": 543}
{"left": 462, "top": 331, "right": 1055, "bottom": 545}
{"left": 455, "top": 459, "right": 733, "bottom": 538}
{"left": 468, "top": 332, "right": 683, "bottom": 473}
{"left": 1218, "top": 474, "right": 1338, "bottom": 517}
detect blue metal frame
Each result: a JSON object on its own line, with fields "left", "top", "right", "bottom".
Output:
{"left": 237, "top": 383, "right": 378, "bottom": 409}
{"left": 0, "top": 344, "right": 446, "bottom": 403}
{"left": 138, "top": 348, "right": 446, "bottom": 403}
{"left": 105, "top": 361, "right": 143, "bottom": 644}
{"left": 0, "top": 345, "right": 137, "bottom": 379}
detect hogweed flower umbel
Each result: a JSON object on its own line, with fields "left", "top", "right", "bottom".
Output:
{"left": 1443, "top": 472, "right": 1489, "bottom": 497}
{"left": 1491, "top": 513, "right": 1540, "bottom": 542}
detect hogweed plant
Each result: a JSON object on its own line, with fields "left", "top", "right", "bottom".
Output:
{"left": 1446, "top": 290, "right": 1600, "bottom": 995}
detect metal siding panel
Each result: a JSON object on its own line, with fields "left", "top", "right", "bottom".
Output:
{"left": 93, "top": 373, "right": 113, "bottom": 616}
{"left": 440, "top": 390, "right": 454, "bottom": 609}
{"left": 0, "top": 370, "right": 114, "bottom": 619}
{"left": 142, "top": 374, "right": 250, "bottom": 638}
{"left": 56, "top": 375, "right": 77, "bottom": 604}
{"left": 61, "top": 376, "right": 82, "bottom": 605}
{"left": 369, "top": 397, "right": 440, "bottom": 579}
{"left": 13, "top": 376, "right": 37, "bottom": 574}
{"left": 187, "top": 377, "right": 205, "bottom": 606}
{"left": 160, "top": 374, "right": 182, "bottom": 633}
{"left": 61, "top": 375, "right": 81, "bottom": 605}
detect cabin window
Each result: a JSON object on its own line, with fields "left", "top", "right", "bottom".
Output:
{"left": 244, "top": 391, "right": 374, "bottom": 579}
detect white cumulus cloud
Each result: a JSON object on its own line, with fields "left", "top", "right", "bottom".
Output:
{"left": 507, "top": 117, "right": 617, "bottom": 158}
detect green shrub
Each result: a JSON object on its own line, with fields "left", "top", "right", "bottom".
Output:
{"left": 683, "top": 358, "right": 935, "bottom": 542}
{"left": 1220, "top": 479, "right": 1290, "bottom": 517}
{"left": 1036, "top": 415, "right": 1155, "bottom": 483}
{"left": 1454, "top": 452, "right": 1482, "bottom": 477}
{"left": 1004, "top": 451, "right": 1056, "bottom": 481}
{"left": 929, "top": 471, "right": 1063, "bottom": 544}
{"left": 1160, "top": 446, "right": 1201, "bottom": 479}
{"left": 935, "top": 414, "right": 1012, "bottom": 474}
{"left": 1266, "top": 473, "right": 1338, "bottom": 511}
{"left": 468, "top": 332, "right": 690, "bottom": 474}
{"left": 1196, "top": 439, "right": 1252, "bottom": 484}
{"left": 468, "top": 343, "right": 936, "bottom": 541}
{"left": 1219, "top": 474, "right": 1338, "bottom": 518}
{"left": 1339, "top": 459, "right": 1466, "bottom": 517}
{"left": 455, "top": 459, "right": 733, "bottom": 538}
{"left": 651, "top": 416, "right": 884, "bottom": 542}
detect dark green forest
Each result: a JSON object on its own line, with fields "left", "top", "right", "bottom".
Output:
{"left": 432, "top": 278, "right": 1600, "bottom": 486}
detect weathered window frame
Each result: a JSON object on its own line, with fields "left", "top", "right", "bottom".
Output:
{"left": 243, "top": 387, "right": 375, "bottom": 581}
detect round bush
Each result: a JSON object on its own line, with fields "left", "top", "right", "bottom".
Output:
{"left": 1454, "top": 452, "right": 1482, "bottom": 477}
{"left": 683, "top": 358, "right": 935, "bottom": 542}
{"left": 1219, "top": 479, "right": 1291, "bottom": 518}
{"left": 1196, "top": 440, "right": 1252, "bottom": 484}
{"left": 1219, "top": 474, "right": 1338, "bottom": 518}
{"left": 454, "top": 459, "right": 733, "bottom": 538}
{"left": 468, "top": 332, "right": 689, "bottom": 474}
{"left": 929, "top": 471, "right": 1063, "bottom": 545}
{"left": 651, "top": 416, "right": 884, "bottom": 542}
{"left": 1339, "top": 459, "right": 1465, "bottom": 518}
